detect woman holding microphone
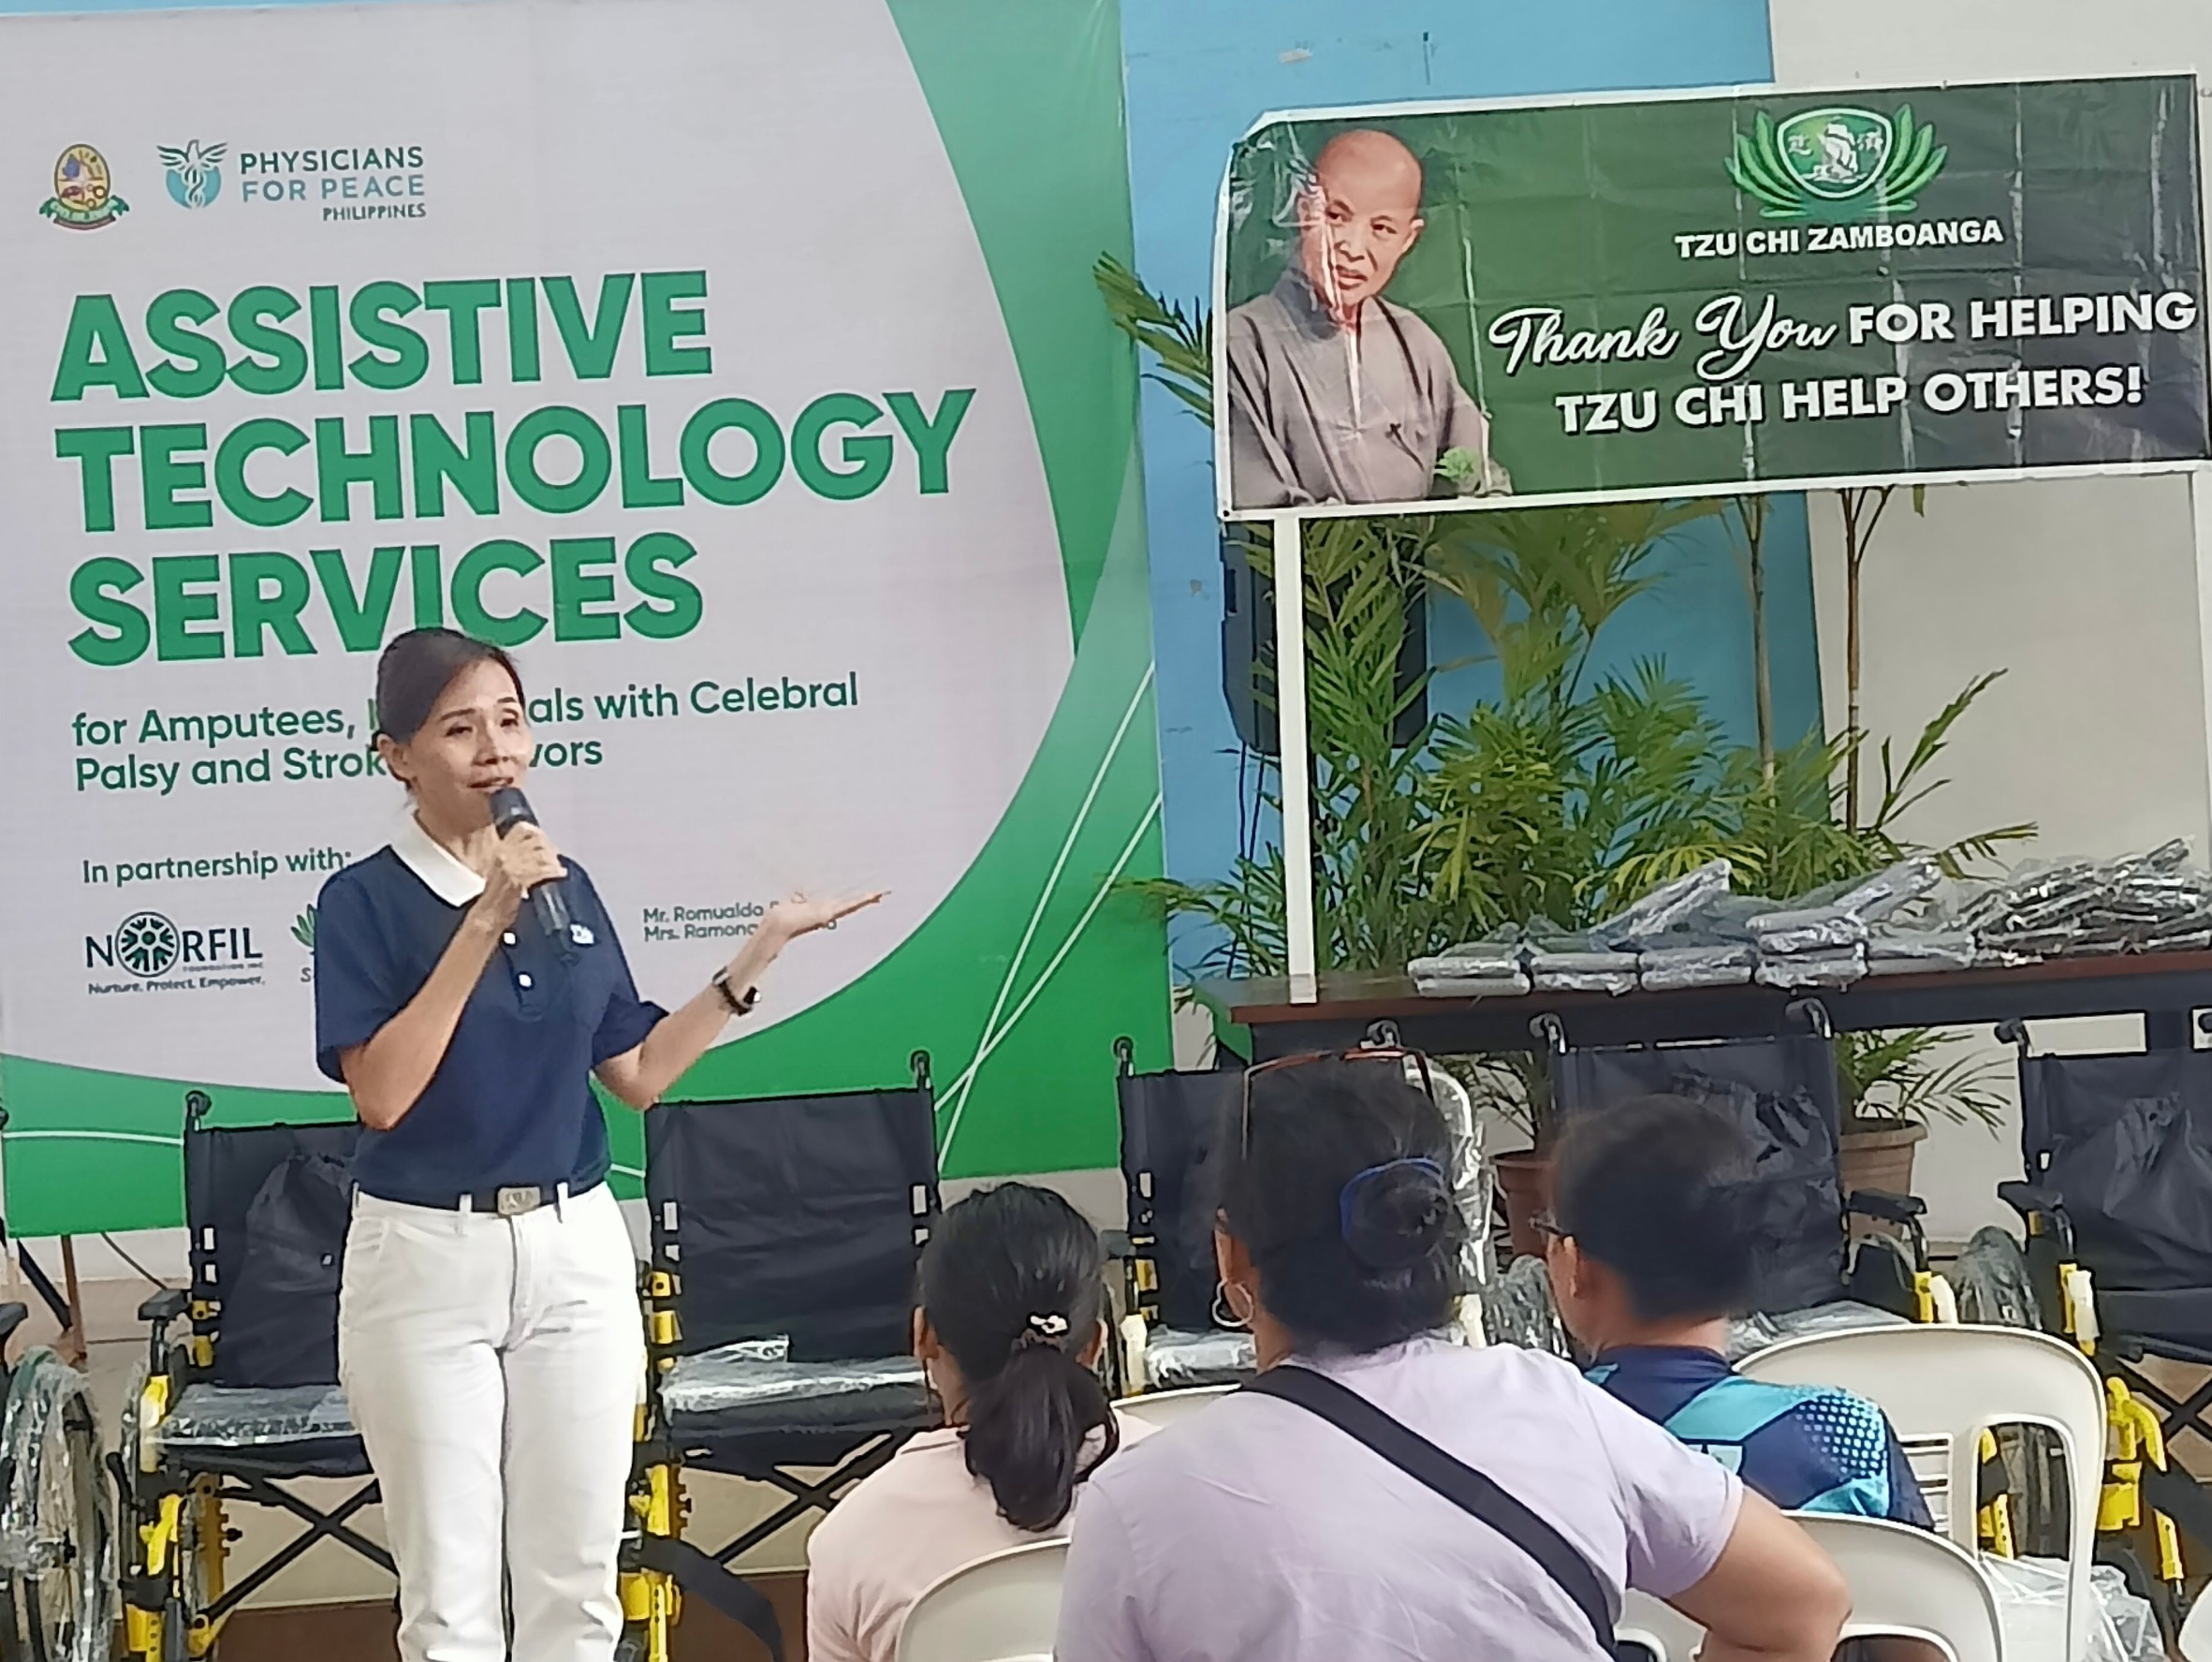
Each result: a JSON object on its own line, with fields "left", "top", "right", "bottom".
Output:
{"left": 314, "top": 627, "right": 877, "bottom": 1662}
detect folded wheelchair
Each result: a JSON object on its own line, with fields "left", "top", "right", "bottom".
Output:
{"left": 120, "top": 1092, "right": 374, "bottom": 1661}
{"left": 1982, "top": 1019, "right": 2212, "bottom": 1629}
{"left": 624, "top": 1055, "right": 942, "bottom": 1662}
{"left": 2, "top": 1276, "right": 116, "bottom": 1662}
{"left": 1108, "top": 1031, "right": 1492, "bottom": 1394}
{"left": 1540, "top": 1007, "right": 1956, "bottom": 1332}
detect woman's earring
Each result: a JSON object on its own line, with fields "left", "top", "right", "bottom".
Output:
{"left": 1213, "top": 1279, "right": 1251, "bottom": 1331}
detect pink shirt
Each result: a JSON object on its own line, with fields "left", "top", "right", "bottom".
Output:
{"left": 1058, "top": 1339, "right": 1743, "bottom": 1662}
{"left": 805, "top": 1412, "right": 1155, "bottom": 1662}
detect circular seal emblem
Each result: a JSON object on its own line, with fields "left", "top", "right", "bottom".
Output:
{"left": 41, "top": 144, "right": 128, "bottom": 230}
{"left": 115, "top": 911, "right": 182, "bottom": 978}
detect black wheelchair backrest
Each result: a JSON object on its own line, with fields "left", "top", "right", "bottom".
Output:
{"left": 184, "top": 1114, "right": 363, "bottom": 1331}
{"left": 1551, "top": 1033, "right": 1846, "bottom": 1316}
{"left": 646, "top": 1071, "right": 939, "bottom": 1362}
{"left": 1115, "top": 1052, "right": 1241, "bottom": 1334}
{"left": 2017, "top": 1046, "right": 2212, "bottom": 1291}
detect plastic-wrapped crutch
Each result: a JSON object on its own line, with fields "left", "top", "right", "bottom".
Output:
{"left": 0, "top": 1348, "right": 120, "bottom": 1662}
{"left": 1527, "top": 950, "right": 1639, "bottom": 994}
{"left": 1831, "top": 855, "right": 1943, "bottom": 925}
{"left": 1746, "top": 909, "right": 1868, "bottom": 954}
{"left": 1410, "top": 934, "right": 1531, "bottom": 996}
{"left": 1588, "top": 859, "right": 1734, "bottom": 949}
{"left": 1411, "top": 968, "right": 1531, "bottom": 997}
{"left": 1864, "top": 926, "right": 1978, "bottom": 974}
{"left": 1746, "top": 856, "right": 1945, "bottom": 955}
{"left": 1636, "top": 944, "right": 1755, "bottom": 991}
{"left": 1753, "top": 947, "right": 1866, "bottom": 988}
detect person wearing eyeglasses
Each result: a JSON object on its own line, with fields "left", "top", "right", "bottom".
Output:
{"left": 1543, "top": 1096, "right": 1934, "bottom": 1532}
{"left": 1056, "top": 1056, "right": 1849, "bottom": 1662}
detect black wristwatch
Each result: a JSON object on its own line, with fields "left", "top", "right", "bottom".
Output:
{"left": 711, "top": 967, "right": 759, "bottom": 1017}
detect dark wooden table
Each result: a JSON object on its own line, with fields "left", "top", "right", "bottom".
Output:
{"left": 1201, "top": 950, "right": 2212, "bottom": 1058}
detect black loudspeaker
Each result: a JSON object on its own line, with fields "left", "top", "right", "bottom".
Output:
{"left": 1220, "top": 523, "right": 1428, "bottom": 757}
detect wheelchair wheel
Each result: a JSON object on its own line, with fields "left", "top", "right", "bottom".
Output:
{"left": 2096, "top": 1536, "right": 2181, "bottom": 1648}
{"left": 1, "top": 1351, "right": 117, "bottom": 1662}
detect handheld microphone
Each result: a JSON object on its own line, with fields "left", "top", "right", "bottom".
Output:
{"left": 488, "top": 787, "right": 572, "bottom": 943}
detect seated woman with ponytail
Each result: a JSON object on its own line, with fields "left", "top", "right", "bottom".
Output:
{"left": 1545, "top": 1095, "right": 1933, "bottom": 1529}
{"left": 1058, "top": 1057, "right": 1850, "bottom": 1662}
{"left": 804, "top": 1182, "right": 1151, "bottom": 1662}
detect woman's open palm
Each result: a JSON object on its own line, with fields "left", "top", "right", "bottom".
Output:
{"left": 767, "top": 890, "right": 884, "bottom": 941}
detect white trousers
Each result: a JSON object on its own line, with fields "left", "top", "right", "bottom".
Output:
{"left": 338, "top": 1184, "right": 645, "bottom": 1662}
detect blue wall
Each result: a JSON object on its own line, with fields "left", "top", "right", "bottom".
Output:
{"left": 1120, "top": 1, "right": 1824, "bottom": 973}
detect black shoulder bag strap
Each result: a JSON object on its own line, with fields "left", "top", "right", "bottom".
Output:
{"left": 1243, "top": 1364, "right": 1619, "bottom": 1655}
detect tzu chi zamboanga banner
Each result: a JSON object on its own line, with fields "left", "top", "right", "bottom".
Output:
{"left": 1216, "top": 75, "right": 2209, "bottom": 519}
{"left": 0, "top": 0, "right": 1170, "bottom": 1235}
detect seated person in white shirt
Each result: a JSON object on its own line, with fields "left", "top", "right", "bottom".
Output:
{"left": 805, "top": 1183, "right": 1152, "bottom": 1662}
{"left": 1056, "top": 1056, "right": 1851, "bottom": 1662}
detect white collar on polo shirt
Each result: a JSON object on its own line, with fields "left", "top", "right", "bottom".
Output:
{"left": 391, "top": 811, "right": 486, "bottom": 906}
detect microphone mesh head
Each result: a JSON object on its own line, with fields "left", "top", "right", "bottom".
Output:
{"left": 489, "top": 787, "right": 534, "bottom": 833}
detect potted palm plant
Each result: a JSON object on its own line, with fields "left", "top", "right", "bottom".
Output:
{"left": 1099, "top": 257, "right": 2029, "bottom": 1245}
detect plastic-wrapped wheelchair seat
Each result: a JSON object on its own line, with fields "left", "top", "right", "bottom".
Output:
{"left": 1143, "top": 1328, "right": 1258, "bottom": 1390}
{"left": 1723, "top": 1300, "right": 1910, "bottom": 1364}
{"left": 661, "top": 1339, "right": 930, "bottom": 1434}
{"left": 157, "top": 1383, "right": 357, "bottom": 1450}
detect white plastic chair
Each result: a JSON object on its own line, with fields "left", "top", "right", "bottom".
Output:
{"left": 896, "top": 1537, "right": 1067, "bottom": 1662}
{"left": 1620, "top": 1513, "right": 2003, "bottom": 1661}
{"left": 1112, "top": 1384, "right": 1232, "bottom": 1430}
{"left": 2179, "top": 1587, "right": 2212, "bottom": 1662}
{"left": 1739, "top": 1322, "right": 2103, "bottom": 1662}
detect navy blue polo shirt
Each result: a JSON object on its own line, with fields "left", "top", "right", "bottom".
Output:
{"left": 313, "top": 819, "right": 667, "bottom": 1206}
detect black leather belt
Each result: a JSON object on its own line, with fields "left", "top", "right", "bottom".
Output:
{"left": 365, "top": 1176, "right": 604, "bottom": 1214}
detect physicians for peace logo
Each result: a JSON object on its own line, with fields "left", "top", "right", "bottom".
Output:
{"left": 39, "top": 143, "right": 127, "bottom": 229}
{"left": 1729, "top": 105, "right": 1948, "bottom": 221}
{"left": 159, "top": 140, "right": 228, "bottom": 209}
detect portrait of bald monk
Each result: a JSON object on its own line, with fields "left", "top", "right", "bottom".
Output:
{"left": 1226, "top": 128, "right": 1510, "bottom": 510}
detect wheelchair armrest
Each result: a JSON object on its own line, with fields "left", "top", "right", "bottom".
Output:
{"left": 1845, "top": 1189, "right": 1927, "bottom": 1226}
{"left": 0, "top": 1302, "right": 27, "bottom": 1349}
{"left": 1998, "top": 1181, "right": 2067, "bottom": 1224}
{"left": 1101, "top": 1230, "right": 1135, "bottom": 1260}
{"left": 138, "top": 1287, "right": 189, "bottom": 1327}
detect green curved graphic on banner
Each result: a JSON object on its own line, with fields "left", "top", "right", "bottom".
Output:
{"left": 0, "top": 0, "right": 1169, "bottom": 1237}
{"left": 887, "top": 0, "right": 1138, "bottom": 637}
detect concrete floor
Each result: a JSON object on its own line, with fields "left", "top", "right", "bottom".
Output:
{"left": 4, "top": 1165, "right": 1131, "bottom": 1655}
{"left": 10, "top": 1268, "right": 818, "bottom": 1655}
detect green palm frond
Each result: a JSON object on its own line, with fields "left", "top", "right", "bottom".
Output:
{"left": 1093, "top": 254, "right": 1213, "bottom": 428}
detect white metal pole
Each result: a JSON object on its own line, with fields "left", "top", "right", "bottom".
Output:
{"left": 2194, "top": 472, "right": 2212, "bottom": 866}
{"left": 1272, "top": 510, "right": 1318, "bottom": 1001}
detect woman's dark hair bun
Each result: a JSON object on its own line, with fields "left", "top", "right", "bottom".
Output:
{"left": 1340, "top": 1159, "right": 1455, "bottom": 1271}
{"left": 1218, "top": 1060, "right": 1465, "bottom": 1353}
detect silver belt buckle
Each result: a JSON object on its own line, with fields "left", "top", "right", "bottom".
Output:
{"left": 495, "top": 1185, "right": 543, "bottom": 1217}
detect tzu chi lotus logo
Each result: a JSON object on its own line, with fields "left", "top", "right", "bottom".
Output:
{"left": 39, "top": 143, "right": 127, "bottom": 229}
{"left": 158, "top": 140, "right": 227, "bottom": 209}
{"left": 1729, "top": 104, "right": 1948, "bottom": 221}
